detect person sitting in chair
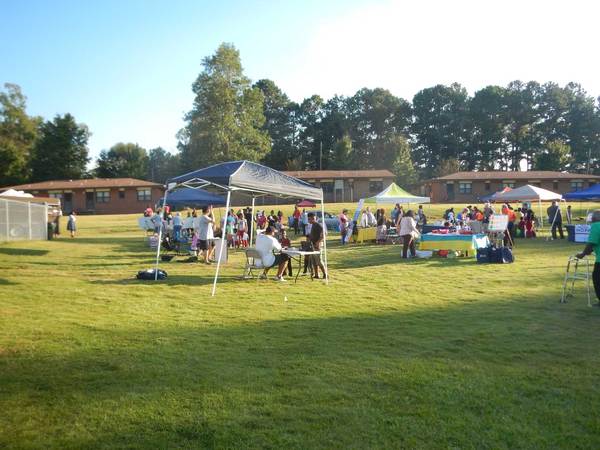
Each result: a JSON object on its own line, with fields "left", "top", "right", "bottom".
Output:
{"left": 255, "top": 226, "right": 291, "bottom": 282}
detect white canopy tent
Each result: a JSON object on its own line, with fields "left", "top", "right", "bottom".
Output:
{"left": 491, "top": 184, "right": 563, "bottom": 228}
{"left": 157, "top": 161, "right": 326, "bottom": 296}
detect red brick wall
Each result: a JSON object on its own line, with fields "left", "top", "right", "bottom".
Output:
{"left": 29, "top": 187, "right": 164, "bottom": 215}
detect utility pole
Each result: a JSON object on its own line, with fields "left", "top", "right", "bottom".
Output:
{"left": 319, "top": 141, "right": 322, "bottom": 170}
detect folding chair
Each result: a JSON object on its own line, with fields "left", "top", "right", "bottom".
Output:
{"left": 560, "top": 256, "right": 592, "bottom": 306}
{"left": 243, "top": 248, "right": 267, "bottom": 279}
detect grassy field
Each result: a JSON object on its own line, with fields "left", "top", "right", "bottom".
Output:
{"left": 1, "top": 204, "right": 600, "bottom": 449}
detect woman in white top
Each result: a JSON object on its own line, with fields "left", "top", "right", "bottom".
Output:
{"left": 399, "top": 210, "right": 420, "bottom": 258}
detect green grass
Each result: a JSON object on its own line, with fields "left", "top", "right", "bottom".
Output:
{"left": 1, "top": 205, "right": 600, "bottom": 449}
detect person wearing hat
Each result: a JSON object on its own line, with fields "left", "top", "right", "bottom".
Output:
{"left": 576, "top": 210, "right": 600, "bottom": 306}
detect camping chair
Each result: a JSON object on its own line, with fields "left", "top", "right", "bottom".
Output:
{"left": 243, "top": 248, "right": 267, "bottom": 279}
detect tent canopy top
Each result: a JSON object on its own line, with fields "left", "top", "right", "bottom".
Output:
{"left": 363, "top": 182, "right": 430, "bottom": 204}
{"left": 167, "top": 160, "right": 323, "bottom": 200}
{"left": 564, "top": 183, "right": 600, "bottom": 201}
{"left": 157, "top": 187, "right": 226, "bottom": 210}
{"left": 491, "top": 184, "right": 562, "bottom": 202}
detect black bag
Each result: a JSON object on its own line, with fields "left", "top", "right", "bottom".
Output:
{"left": 500, "top": 247, "right": 514, "bottom": 264}
{"left": 476, "top": 248, "right": 492, "bottom": 264}
{"left": 136, "top": 268, "right": 167, "bottom": 280}
{"left": 301, "top": 241, "right": 314, "bottom": 251}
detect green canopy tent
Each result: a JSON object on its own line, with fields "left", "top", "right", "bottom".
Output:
{"left": 362, "top": 182, "right": 430, "bottom": 205}
{"left": 349, "top": 183, "right": 430, "bottom": 238}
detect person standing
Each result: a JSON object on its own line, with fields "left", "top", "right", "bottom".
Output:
{"left": 244, "top": 207, "right": 253, "bottom": 241}
{"left": 172, "top": 212, "right": 183, "bottom": 242}
{"left": 338, "top": 209, "right": 349, "bottom": 244}
{"left": 198, "top": 205, "right": 215, "bottom": 264}
{"left": 566, "top": 205, "right": 573, "bottom": 225}
{"left": 301, "top": 209, "right": 308, "bottom": 236}
{"left": 399, "top": 210, "right": 420, "bottom": 258}
{"left": 67, "top": 211, "right": 77, "bottom": 238}
{"left": 576, "top": 210, "right": 600, "bottom": 306}
{"left": 307, "top": 212, "right": 327, "bottom": 279}
{"left": 547, "top": 201, "right": 564, "bottom": 240}
{"left": 292, "top": 206, "right": 301, "bottom": 235}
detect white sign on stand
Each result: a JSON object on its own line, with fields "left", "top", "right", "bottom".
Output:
{"left": 488, "top": 214, "right": 509, "bottom": 232}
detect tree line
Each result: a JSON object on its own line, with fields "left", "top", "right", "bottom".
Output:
{"left": 1, "top": 43, "right": 599, "bottom": 188}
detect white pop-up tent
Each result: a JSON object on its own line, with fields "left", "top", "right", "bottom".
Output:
{"left": 491, "top": 184, "right": 563, "bottom": 227}
{"left": 156, "top": 161, "right": 326, "bottom": 296}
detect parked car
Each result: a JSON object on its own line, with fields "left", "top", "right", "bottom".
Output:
{"left": 288, "top": 210, "right": 339, "bottom": 231}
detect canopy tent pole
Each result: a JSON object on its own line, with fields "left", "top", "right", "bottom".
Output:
{"left": 249, "top": 196, "right": 256, "bottom": 248}
{"left": 320, "top": 195, "right": 329, "bottom": 284}
{"left": 154, "top": 189, "right": 169, "bottom": 280}
{"left": 538, "top": 199, "right": 543, "bottom": 229}
{"left": 211, "top": 190, "right": 231, "bottom": 297}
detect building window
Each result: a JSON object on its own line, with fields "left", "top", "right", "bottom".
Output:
{"left": 458, "top": 182, "right": 472, "bottom": 194}
{"left": 96, "top": 191, "right": 110, "bottom": 203}
{"left": 48, "top": 192, "right": 63, "bottom": 199}
{"left": 119, "top": 190, "right": 125, "bottom": 199}
{"left": 484, "top": 182, "right": 491, "bottom": 191}
{"left": 137, "top": 188, "right": 152, "bottom": 201}
{"left": 369, "top": 181, "right": 383, "bottom": 193}
{"left": 553, "top": 181, "right": 559, "bottom": 190}
{"left": 321, "top": 182, "right": 334, "bottom": 193}
{"left": 503, "top": 182, "right": 515, "bottom": 189}
{"left": 571, "top": 181, "right": 584, "bottom": 191}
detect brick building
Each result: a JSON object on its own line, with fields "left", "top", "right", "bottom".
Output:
{"left": 422, "top": 171, "right": 600, "bottom": 203}
{"left": 1, "top": 178, "right": 164, "bottom": 214}
{"left": 283, "top": 170, "right": 396, "bottom": 203}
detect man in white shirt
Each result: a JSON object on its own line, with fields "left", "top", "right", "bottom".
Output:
{"left": 255, "top": 226, "right": 291, "bottom": 281}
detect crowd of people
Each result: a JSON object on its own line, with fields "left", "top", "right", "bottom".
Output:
{"left": 144, "top": 204, "right": 326, "bottom": 279}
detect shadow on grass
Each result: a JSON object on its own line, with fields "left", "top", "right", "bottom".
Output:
{"left": 57, "top": 236, "right": 152, "bottom": 254}
{"left": 0, "top": 278, "right": 17, "bottom": 285}
{"left": 89, "top": 274, "right": 241, "bottom": 286}
{"left": 2, "top": 299, "right": 600, "bottom": 448}
{"left": 0, "top": 247, "right": 49, "bottom": 256}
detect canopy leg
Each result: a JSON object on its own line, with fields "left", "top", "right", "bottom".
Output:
{"left": 154, "top": 190, "right": 169, "bottom": 280}
{"left": 249, "top": 196, "right": 256, "bottom": 248}
{"left": 211, "top": 190, "right": 231, "bottom": 297}
{"left": 320, "top": 197, "right": 329, "bottom": 284}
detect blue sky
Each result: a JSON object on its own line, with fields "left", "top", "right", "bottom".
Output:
{"left": 2, "top": 0, "right": 599, "bottom": 162}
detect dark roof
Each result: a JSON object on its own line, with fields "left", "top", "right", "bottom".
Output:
{"left": 283, "top": 170, "right": 395, "bottom": 179}
{"left": 429, "top": 171, "right": 600, "bottom": 182}
{"left": 2, "top": 178, "right": 162, "bottom": 191}
{"left": 168, "top": 161, "right": 323, "bottom": 200}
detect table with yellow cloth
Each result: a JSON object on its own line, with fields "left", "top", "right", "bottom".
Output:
{"left": 353, "top": 226, "right": 377, "bottom": 244}
{"left": 419, "top": 233, "right": 490, "bottom": 252}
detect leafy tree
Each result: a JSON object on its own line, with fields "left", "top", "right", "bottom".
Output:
{"left": 0, "top": 83, "right": 39, "bottom": 185}
{"left": 533, "top": 139, "right": 571, "bottom": 170}
{"left": 30, "top": 114, "right": 89, "bottom": 182}
{"left": 467, "top": 85, "right": 508, "bottom": 170}
{"left": 296, "top": 95, "right": 325, "bottom": 169}
{"left": 330, "top": 134, "right": 353, "bottom": 169}
{"left": 411, "top": 83, "right": 469, "bottom": 178}
{"left": 253, "top": 79, "right": 298, "bottom": 170}
{"left": 178, "top": 43, "right": 270, "bottom": 170}
{"left": 435, "top": 158, "right": 461, "bottom": 177}
{"left": 347, "top": 88, "right": 411, "bottom": 169}
{"left": 389, "top": 135, "right": 418, "bottom": 187}
{"left": 147, "top": 147, "right": 180, "bottom": 183}
{"left": 95, "top": 143, "right": 148, "bottom": 179}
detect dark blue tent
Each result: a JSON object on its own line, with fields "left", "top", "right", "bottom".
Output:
{"left": 564, "top": 184, "right": 600, "bottom": 200}
{"left": 157, "top": 188, "right": 226, "bottom": 209}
